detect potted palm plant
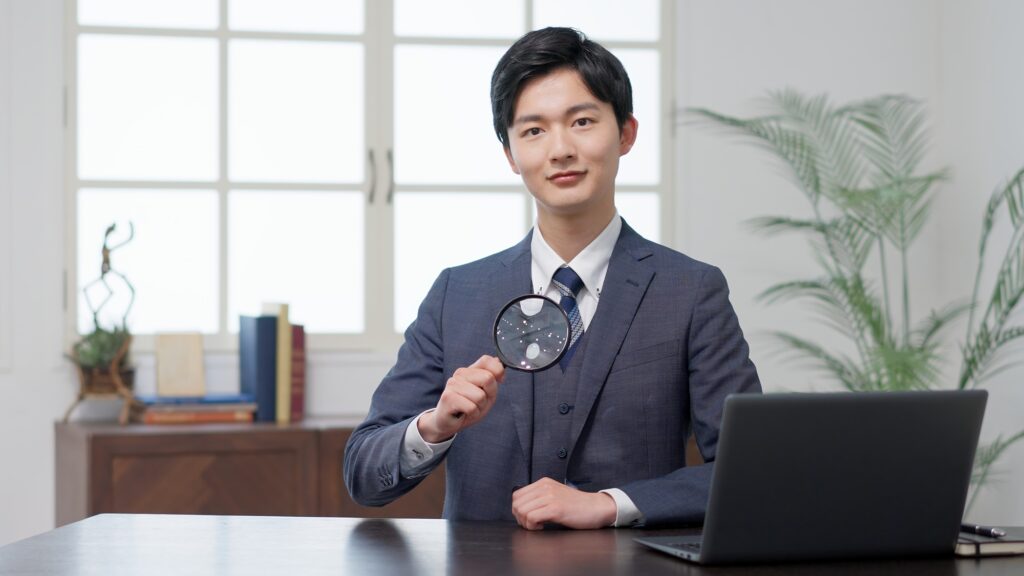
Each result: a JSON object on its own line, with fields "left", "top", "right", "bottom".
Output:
{"left": 692, "top": 91, "right": 1024, "bottom": 506}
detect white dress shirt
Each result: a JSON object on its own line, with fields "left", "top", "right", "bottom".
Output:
{"left": 401, "top": 213, "right": 644, "bottom": 527}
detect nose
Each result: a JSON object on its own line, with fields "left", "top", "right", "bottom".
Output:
{"left": 549, "top": 128, "right": 576, "bottom": 163}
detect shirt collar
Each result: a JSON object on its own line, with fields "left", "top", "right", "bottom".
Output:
{"left": 531, "top": 213, "right": 622, "bottom": 298}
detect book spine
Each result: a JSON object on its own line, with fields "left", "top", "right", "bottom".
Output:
{"left": 290, "top": 325, "right": 305, "bottom": 423}
{"left": 275, "top": 305, "right": 292, "bottom": 424}
{"left": 142, "top": 410, "right": 254, "bottom": 424}
{"left": 240, "top": 315, "right": 278, "bottom": 423}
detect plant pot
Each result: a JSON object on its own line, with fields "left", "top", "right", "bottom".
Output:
{"left": 79, "top": 366, "right": 135, "bottom": 395}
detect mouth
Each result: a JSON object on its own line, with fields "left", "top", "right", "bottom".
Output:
{"left": 548, "top": 170, "right": 586, "bottom": 185}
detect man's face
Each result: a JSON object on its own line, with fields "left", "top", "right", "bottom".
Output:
{"left": 503, "top": 68, "right": 637, "bottom": 221}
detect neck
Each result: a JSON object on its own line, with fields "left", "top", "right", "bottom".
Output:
{"left": 536, "top": 207, "right": 615, "bottom": 263}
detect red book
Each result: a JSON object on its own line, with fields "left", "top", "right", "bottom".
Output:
{"left": 290, "top": 325, "right": 306, "bottom": 422}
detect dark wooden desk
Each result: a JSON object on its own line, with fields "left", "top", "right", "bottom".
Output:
{"left": 1, "top": 514, "right": 1021, "bottom": 575}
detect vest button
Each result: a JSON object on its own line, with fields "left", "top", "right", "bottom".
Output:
{"left": 557, "top": 448, "right": 567, "bottom": 459}
{"left": 558, "top": 403, "right": 571, "bottom": 415}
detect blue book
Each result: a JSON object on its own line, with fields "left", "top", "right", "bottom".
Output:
{"left": 136, "top": 393, "right": 256, "bottom": 405}
{"left": 239, "top": 315, "right": 278, "bottom": 423}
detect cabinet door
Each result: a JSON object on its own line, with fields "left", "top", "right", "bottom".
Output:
{"left": 319, "top": 428, "right": 445, "bottom": 518}
{"left": 91, "top": 428, "right": 318, "bottom": 516}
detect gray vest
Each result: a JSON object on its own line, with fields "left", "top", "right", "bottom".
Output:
{"left": 530, "top": 334, "right": 590, "bottom": 483}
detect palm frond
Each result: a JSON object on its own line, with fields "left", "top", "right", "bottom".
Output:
{"left": 865, "top": 344, "right": 940, "bottom": 391}
{"left": 768, "top": 89, "right": 867, "bottom": 200}
{"left": 688, "top": 108, "right": 823, "bottom": 202}
{"left": 769, "top": 331, "right": 872, "bottom": 391}
{"left": 960, "top": 325, "right": 1024, "bottom": 388}
{"left": 849, "top": 95, "right": 929, "bottom": 180}
{"left": 832, "top": 172, "right": 946, "bottom": 250}
{"left": 746, "top": 216, "right": 823, "bottom": 236}
{"left": 912, "top": 301, "right": 971, "bottom": 349}
{"left": 758, "top": 279, "right": 832, "bottom": 304}
{"left": 968, "top": 430, "right": 1024, "bottom": 510}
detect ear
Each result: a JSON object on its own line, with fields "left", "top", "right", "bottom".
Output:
{"left": 503, "top": 145, "right": 522, "bottom": 175}
{"left": 619, "top": 115, "right": 639, "bottom": 156}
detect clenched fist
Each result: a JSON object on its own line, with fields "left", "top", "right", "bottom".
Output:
{"left": 417, "top": 355, "right": 505, "bottom": 443}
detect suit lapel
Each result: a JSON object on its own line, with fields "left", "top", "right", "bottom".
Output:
{"left": 570, "top": 224, "right": 654, "bottom": 451}
{"left": 495, "top": 233, "right": 535, "bottom": 464}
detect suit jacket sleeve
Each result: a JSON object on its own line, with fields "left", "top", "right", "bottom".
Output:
{"left": 619, "top": 266, "right": 761, "bottom": 525}
{"left": 343, "top": 269, "right": 451, "bottom": 506}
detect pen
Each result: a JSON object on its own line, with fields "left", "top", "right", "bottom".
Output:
{"left": 961, "top": 523, "right": 1007, "bottom": 538}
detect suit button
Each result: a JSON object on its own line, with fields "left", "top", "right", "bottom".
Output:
{"left": 557, "top": 448, "right": 567, "bottom": 459}
{"left": 558, "top": 403, "right": 571, "bottom": 415}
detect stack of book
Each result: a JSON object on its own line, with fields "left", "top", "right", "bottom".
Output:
{"left": 239, "top": 303, "right": 306, "bottom": 424}
{"left": 133, "top": 393, "right": 257, "bottom": 424}
{"left": 957, "top": 525, "right": 1024, "bottom": 557}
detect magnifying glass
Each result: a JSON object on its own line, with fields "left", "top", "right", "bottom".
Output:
{"left": 492, "top": 294, "right": 570, "bottom": 372}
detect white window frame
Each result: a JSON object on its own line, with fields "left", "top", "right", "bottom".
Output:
{"left": 63, "top": 0, "right": 675, "bottom": 355}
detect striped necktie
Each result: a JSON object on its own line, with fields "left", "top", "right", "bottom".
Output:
{"left": 552, "top": 266, "right": 585, "bottom": 370}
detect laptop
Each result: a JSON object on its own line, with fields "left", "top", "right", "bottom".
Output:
{"left": 635, "top": 390, "right": 987, "bottom": 564}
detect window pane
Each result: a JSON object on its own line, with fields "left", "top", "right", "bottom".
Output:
{"left": 228, "top": 191, "right": 365, "bottom": 333}
{"left": 77, "top": 189, "right": 219, "bottom": 334}
{"left": 612, "top": 49, "right": 659, "bottom": 186}
{"left": 79, "top": 0, "right": 218, "bottom": 29}
{"left": 533, "top": 0, "right": 659, "bottom": 42}
{"left": 229, "top": 40, "right": 364, "bottom": 183}
{"left": 616, "top": 192, "right": 660, "bottom": 242}
{"left": 394, "top": 45, "right": 516, "bottom": 185}
{"left": 394, "top": 192, "right": 527, "bottom": 331}
{"left": 229, "top": 0, "right": 364, "bottom": 34}
{"left": 78, "top": 35, "right": 218, "bottom": 181}
{"left": 394, "top": 0, "right": 524, "bottom": 39}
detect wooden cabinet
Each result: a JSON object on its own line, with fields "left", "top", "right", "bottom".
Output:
{"left": 55, "top": 419, "right": 445, "bottom": 526}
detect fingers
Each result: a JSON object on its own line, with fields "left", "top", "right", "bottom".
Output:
{"left": 430, "top": 355, "right": 505, "bottom": 439}
{"left": 512, "top": 478, "right": 561, "bottom": 530}
{"left": 469, "top": 354, "right": 505, "bottom": 384}
{"left": 511, "top": 479, "right": 617, "bottom": 530}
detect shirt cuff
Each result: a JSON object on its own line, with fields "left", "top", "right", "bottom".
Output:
{"left": 400, "top": 410, "right": 455, "bottom": 478}
{"left": 600, "top": 488, "right": 645, "bottom": 527}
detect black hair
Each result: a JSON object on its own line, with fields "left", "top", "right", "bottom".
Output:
{"left": 490, "top": 27, "right": 633, "bottom": 149}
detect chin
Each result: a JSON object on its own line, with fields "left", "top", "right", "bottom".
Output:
{"left": 537, "top": 201, "right": 598, "bottom": 220}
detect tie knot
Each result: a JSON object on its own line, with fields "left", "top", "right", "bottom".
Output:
{"left": 552, "top": 266, "right": 585, "bottom": 298}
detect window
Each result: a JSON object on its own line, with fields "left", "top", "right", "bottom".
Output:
{"left": 68, "top": 0, "right": 673, "bottom": 352}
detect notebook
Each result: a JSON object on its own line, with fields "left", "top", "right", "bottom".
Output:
{"left": 957, "top": 527, "right": 1024, "bottom": 557}
{"left": 635, "top": 390, "right": 987, "bottom": 564}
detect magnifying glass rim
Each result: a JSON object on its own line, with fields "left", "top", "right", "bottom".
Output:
{"left": 492, "top": 294, "right": 570, "bottom": 372}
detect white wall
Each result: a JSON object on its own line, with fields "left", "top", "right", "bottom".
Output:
{"left": 2, "top": 0, "right": 1023, "bottom": 547}
{"left": 675, "top": 0, "right": 945, "bottom": 390}
{"left": 675, "top": 0, "right": 1024, "bottom": 524}
{"left": 934, "top": 0, "right": 1024, "bottom": 525}
{"left": 0, "top": 0, "right": 73, "bottom": 547}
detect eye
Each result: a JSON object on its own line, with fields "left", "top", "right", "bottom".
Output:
{"left": 574, "top": 118, "right": 592, "bottom": 127}
{"left": 522, "top": 127, "right": 542, "bottom": 137}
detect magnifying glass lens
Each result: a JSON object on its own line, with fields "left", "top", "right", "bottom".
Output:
{"left": 493, "top": 295, "right": 570, "bottom": 372}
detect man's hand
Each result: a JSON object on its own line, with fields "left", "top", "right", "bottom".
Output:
{"left": 512, "top": 478, "right": 617, "bottom": 530}
{"left": 417, "top": 355, "right": 504, "bottom": 443}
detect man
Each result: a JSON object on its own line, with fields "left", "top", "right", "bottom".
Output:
{"left": 344, "top": 27, "right": 760, "bottom": 529}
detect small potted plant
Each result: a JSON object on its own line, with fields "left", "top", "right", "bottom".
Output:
{"left": 64, "top": 222, "right": 139, "bottom": 424}
{"left": 71, "top": 323, "right": 134, "bottom": 394}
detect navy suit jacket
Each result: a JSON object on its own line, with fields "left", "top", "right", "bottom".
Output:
{"left": 344, "top": 222, "right": 761, "bottom": 525}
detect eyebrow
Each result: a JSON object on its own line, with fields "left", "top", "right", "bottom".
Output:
{"left": 513, "top": 102, "right": 601, "bottom": 126}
